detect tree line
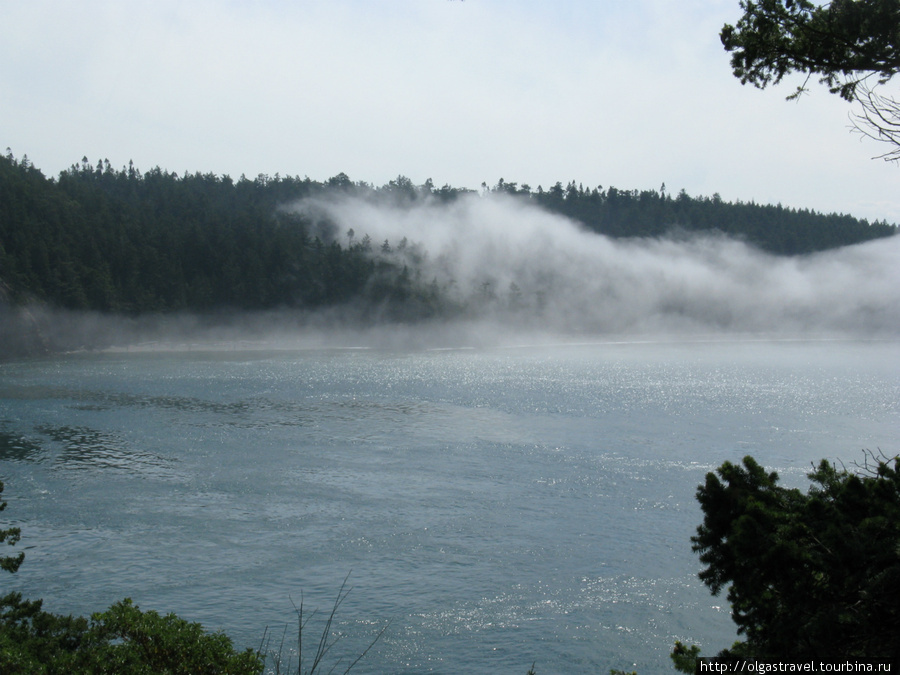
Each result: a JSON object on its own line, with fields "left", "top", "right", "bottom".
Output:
{"left": 492, "top": 177, "right": 895, "bottom": 254}
{"left": 1, "top": 151, "right": 895, "bottom": 319}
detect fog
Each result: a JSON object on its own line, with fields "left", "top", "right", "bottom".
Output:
{"left": 287, "top": 192, "right": 900, "bottom": 341}
{"left": 4, "top": 193, "right": 897, "bottom": 358}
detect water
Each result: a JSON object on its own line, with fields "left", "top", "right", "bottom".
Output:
{"left": 1, "top": 338, "right": 898, "bottom": 674}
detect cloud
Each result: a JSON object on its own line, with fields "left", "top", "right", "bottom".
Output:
{"left": 292, "top": 192, "right": 900, "bottom": 337}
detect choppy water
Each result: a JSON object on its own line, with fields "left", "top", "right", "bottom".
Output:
{"left": 1, "top": 339, "right": 898, "bottom": 673}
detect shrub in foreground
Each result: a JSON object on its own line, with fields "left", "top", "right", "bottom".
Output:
{"left": 689, "top": 451, "right": 900, "bottom": 661}
{"left": 0, "top": 592, "right": 262, "bottom": 675}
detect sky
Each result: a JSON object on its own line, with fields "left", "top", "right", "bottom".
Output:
{"left": 3, "top": 0, "right": 900, "bottom": 224}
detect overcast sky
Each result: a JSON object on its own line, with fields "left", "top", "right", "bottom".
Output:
{"left": 3, "top": 0, "right": 899, "bottom": 223}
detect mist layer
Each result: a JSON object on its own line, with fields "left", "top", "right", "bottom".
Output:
{"left": 291, "top": 193, "right": 900, "bottom": 338}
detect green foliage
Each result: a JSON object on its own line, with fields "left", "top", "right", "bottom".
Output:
{"left": 0, "top": 151, "right": 895, "bottom": 337}
{"left": 721, "top": 0, "right": 900, "bottom": 102}
{"left": 670, "top": 640, "right": 701, "bottom": 673}
{"left": 691, "top": 452, "right": 900, "bottom": 661}
{"left": 721, "top": 1, "right": 900, "bottom": 160}
{"left": 0, "top": 481, "right": 24, "bottom": 574}
{"left": 521, "top": 181, "right": 895, "bottom": 254}
{"left": 90, "top": 598, "right": 262, "bottom": 675}
{"left": 0, "top": 594, "right": 263, "bottom": 675}
{"left": 0, "top": 593, "right": 94, "bottom": 675}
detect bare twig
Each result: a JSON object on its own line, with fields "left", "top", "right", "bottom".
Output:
{"left": 850, "top": 80, "right": 900, "bottom": 163}
{"left": 263, "top": 573, "right": 390, "bottom": 675}
{"left": 849, "top": 448, "right": 899, "bottom": 477}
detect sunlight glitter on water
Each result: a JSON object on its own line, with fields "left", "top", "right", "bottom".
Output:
{"left": 0, "top": 340, "right": 897, "bottom": 673}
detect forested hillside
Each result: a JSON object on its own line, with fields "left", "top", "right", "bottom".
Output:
{"left": 1, "top": 152, "right": 895, "bottom": 320}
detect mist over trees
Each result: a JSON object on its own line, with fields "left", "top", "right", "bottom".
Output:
{"left": 0, "top": 151, "right": 895, "bottom": 346}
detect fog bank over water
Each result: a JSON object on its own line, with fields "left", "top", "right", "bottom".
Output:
{"left": 8, "top": 194, "right": 898, "bottom": 357}
{"left": 287, "top": 193, "right": 900, "bottom": 340}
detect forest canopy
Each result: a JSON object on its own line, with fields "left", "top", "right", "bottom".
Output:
{"left": 1, "top": 152, "right": 894, "bottom": 325}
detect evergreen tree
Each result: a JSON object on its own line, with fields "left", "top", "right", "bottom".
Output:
{"left": 690, "top": 452, "right": 900, "bottom": 661}
{"left": 0, "top": 482, "right": 23, "bottom": 574}
{"left": 0, "top": 152, "right": 896, "bottom": 335}
{"left": 722, "top": 0, "right": 900, "bottom": 160}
